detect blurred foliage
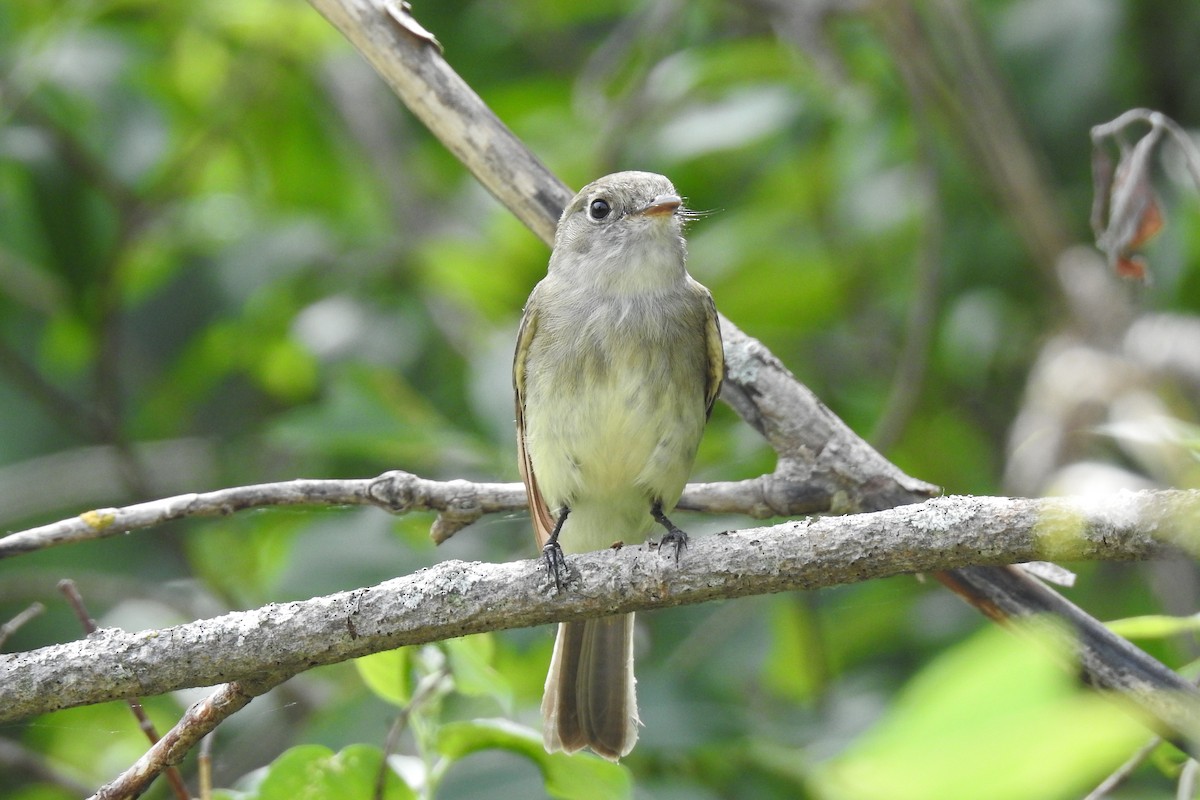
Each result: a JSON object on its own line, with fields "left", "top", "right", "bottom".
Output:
{"left": 2, "top": 0, "right": 1200, "bottom": 797}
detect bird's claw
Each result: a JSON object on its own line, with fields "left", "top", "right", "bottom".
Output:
{"left": 659, "top": 528, "right": 688, "bottom": 562}
{"left": 542, "top": 540, "right": 568, "bottom": 590}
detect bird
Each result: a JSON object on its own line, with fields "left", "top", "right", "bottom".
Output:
{"left": 513, "top": 171, "right": 724, "bottom": 760}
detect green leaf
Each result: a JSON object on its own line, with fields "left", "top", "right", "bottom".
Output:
{"left": 355, "top": 648, "right": 412, "bottom": 706}
{"left": 810, "top": 624, "right": 1147, "bottom": 800}
{"left": 231, "top": 744, "right": 415, "bottom": 800}
{"left": 185, "top": 513, "right": 307, "bottom": 605}
{"left": 254, "top": 337, "right": 318, "bottom": 402}
{"left": 445, "top": 634, "right": 514, "bottom": 709}
{"left": 437, "top": 718, "right": 632, "bottom": 800}
{"left": 39, "top": 312, "right": 93, "bottom": 377}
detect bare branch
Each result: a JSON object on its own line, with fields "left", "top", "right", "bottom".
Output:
{"left": 1, "top": 490, "right": 1193, "bottom": 728}
{"left": 0, "top": 338, "right": 105, "bottom": 444}
{"left": 0, "top": 457, "right": 937, "bottom": 560}
{"left": 869, "top": 1, "right": 1072, "bottom": 280}
{"left": 0, "top": 601, "right": 44, "bottom": 649}
{"left": 867, "top": 4, "right": 945, "bottom": 452}
{"left": 936, "top": 565, "right": 1199, "bottom": 748}
{"left": 89, "top": 673, "right": 289, "bottom": 800}
{"left": 0, "top": 477, "right": 374, "bottom": 558}
{"left": 1083, "top": 734, "right": 1164, "bottom": 799}
{"left": 59, "top": 580, "right": 190, "bottom": 800}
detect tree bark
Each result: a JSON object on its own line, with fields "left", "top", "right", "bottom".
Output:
{"left": 1, "top": 490, "right": 1191, "bottom": 726}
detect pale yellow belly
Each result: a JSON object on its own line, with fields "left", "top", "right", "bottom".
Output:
{"left": 524, "top": 349, "right": 705, "bottom": 553}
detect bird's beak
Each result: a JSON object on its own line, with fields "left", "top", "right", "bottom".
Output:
{"left": 638, "top": 194, "right": 682, "bottom": 217}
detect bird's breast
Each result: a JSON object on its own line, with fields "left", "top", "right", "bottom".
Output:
{"left": 523, "top": 290, "right": 709, "bottom": 510}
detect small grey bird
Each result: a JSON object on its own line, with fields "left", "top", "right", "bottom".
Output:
{"left": 513, "top": 171, "right": 724, "bottom": 760}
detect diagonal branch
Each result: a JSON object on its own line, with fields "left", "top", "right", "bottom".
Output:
{"left": 308, "top": 0, "right": 940, "bottom": 519}
{"left": 1, "top": 490, "right": 1193, "bottom": 728}
{"left": 89, "top": 673, "right": 291, "bottom": 800}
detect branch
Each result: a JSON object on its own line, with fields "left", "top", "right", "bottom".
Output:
{"left": 0, "top": 601, "right": 45, "bottom": 649}
{"left": 1, "top": 475, "right": 387, "bottom": 558}
{"left": 2, "top": 451, "right": 927, "bottom": 559}
{"left": 59, "top": 580, "right": 189, "bottom": 800}
{"left": 0, "top": 490, "right": 1191, "bottom": 726}
{"left": 0, "top": 337, "right": 106, "bottom": 444}
{"left": 865, "top": 4, "right": 945, "bottom": 452}
{"left": 89, "top": 673, "right": 290, "bottom": 800}
{"left": 936, "top": 565, "right": 1200, "bottom": 748}
{"left": 0, "top": 470, "right": 850, "bottom": 557}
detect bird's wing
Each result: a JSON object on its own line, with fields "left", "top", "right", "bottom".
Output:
{"left": 513, "top": 301, "right": 556, "bottom": 549}
{"left": 701, "top": 288, "right": 725, "bottom": 419}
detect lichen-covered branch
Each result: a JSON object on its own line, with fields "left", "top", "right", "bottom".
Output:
{"left": 2, "top": 490, "right": 1194, "bottom": 729}
{"left": 1, "top": 467, "right": 921, "bottom": 559}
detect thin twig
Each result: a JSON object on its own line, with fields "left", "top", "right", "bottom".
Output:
{"left": 0, "top": 80, "right": 172, "bottom": 501}
{"left": 0, "top": 241, "right": 64, "bottom": 313}
{"left": 59, "top": 580, "right": 191, "bottom": 800}
{"left": 0, "top": 602, "right": 45, "bottom": 649}
{"left": 199, "top": 733, "right": 214, "bottom": 800}
{"left": 0, "top": 338, "right": 107, "bottom": 443}
{"left": 374, "top": 665, "right": 451, "bottom": 800}
{"left": 869, "top": 4, "right": 945, "bottom": 452}
{"left": 578, "top": 0, "right": 689, "bottom": 173}
{"left": 1084, "top": 735, "right": 1163, "bottom": 799}
{"left": 0, "top": 79, "right": 146, "bottom": 215}
{"left": 89, "top": 673, "right": 290, "bottom": 800}
{"left": 0, "top": 477, "right": 383, "bottom": 558}
{"left": 869, "top": 1, "right": 1071, "bottom": 283}
{"left": 1179, "top": 758, "right": 1199, "bottom": 800}
{"left": 1088, "top": 661, "right": 1200, "bottom": 798}
{"left": 0, "top": 465, "right": 933, "bottom": 559}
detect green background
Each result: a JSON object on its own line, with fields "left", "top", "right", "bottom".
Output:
{"left": 2, "top": 1, "right": 1200, "bottom": 797}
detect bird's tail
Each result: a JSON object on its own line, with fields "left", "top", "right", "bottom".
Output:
{"left": 542, "top": 613, "right": 639, "bottom": 761}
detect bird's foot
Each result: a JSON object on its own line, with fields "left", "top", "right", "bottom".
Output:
{"left": 651, "top": 502, "right": 688, "bottom": 562}
{"left": 542, "top": 539, "right": 568, "bottom": 590}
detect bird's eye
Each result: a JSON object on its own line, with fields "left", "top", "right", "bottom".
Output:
{"left": 588, "top": 198, "right": 611, "bottom": 220}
